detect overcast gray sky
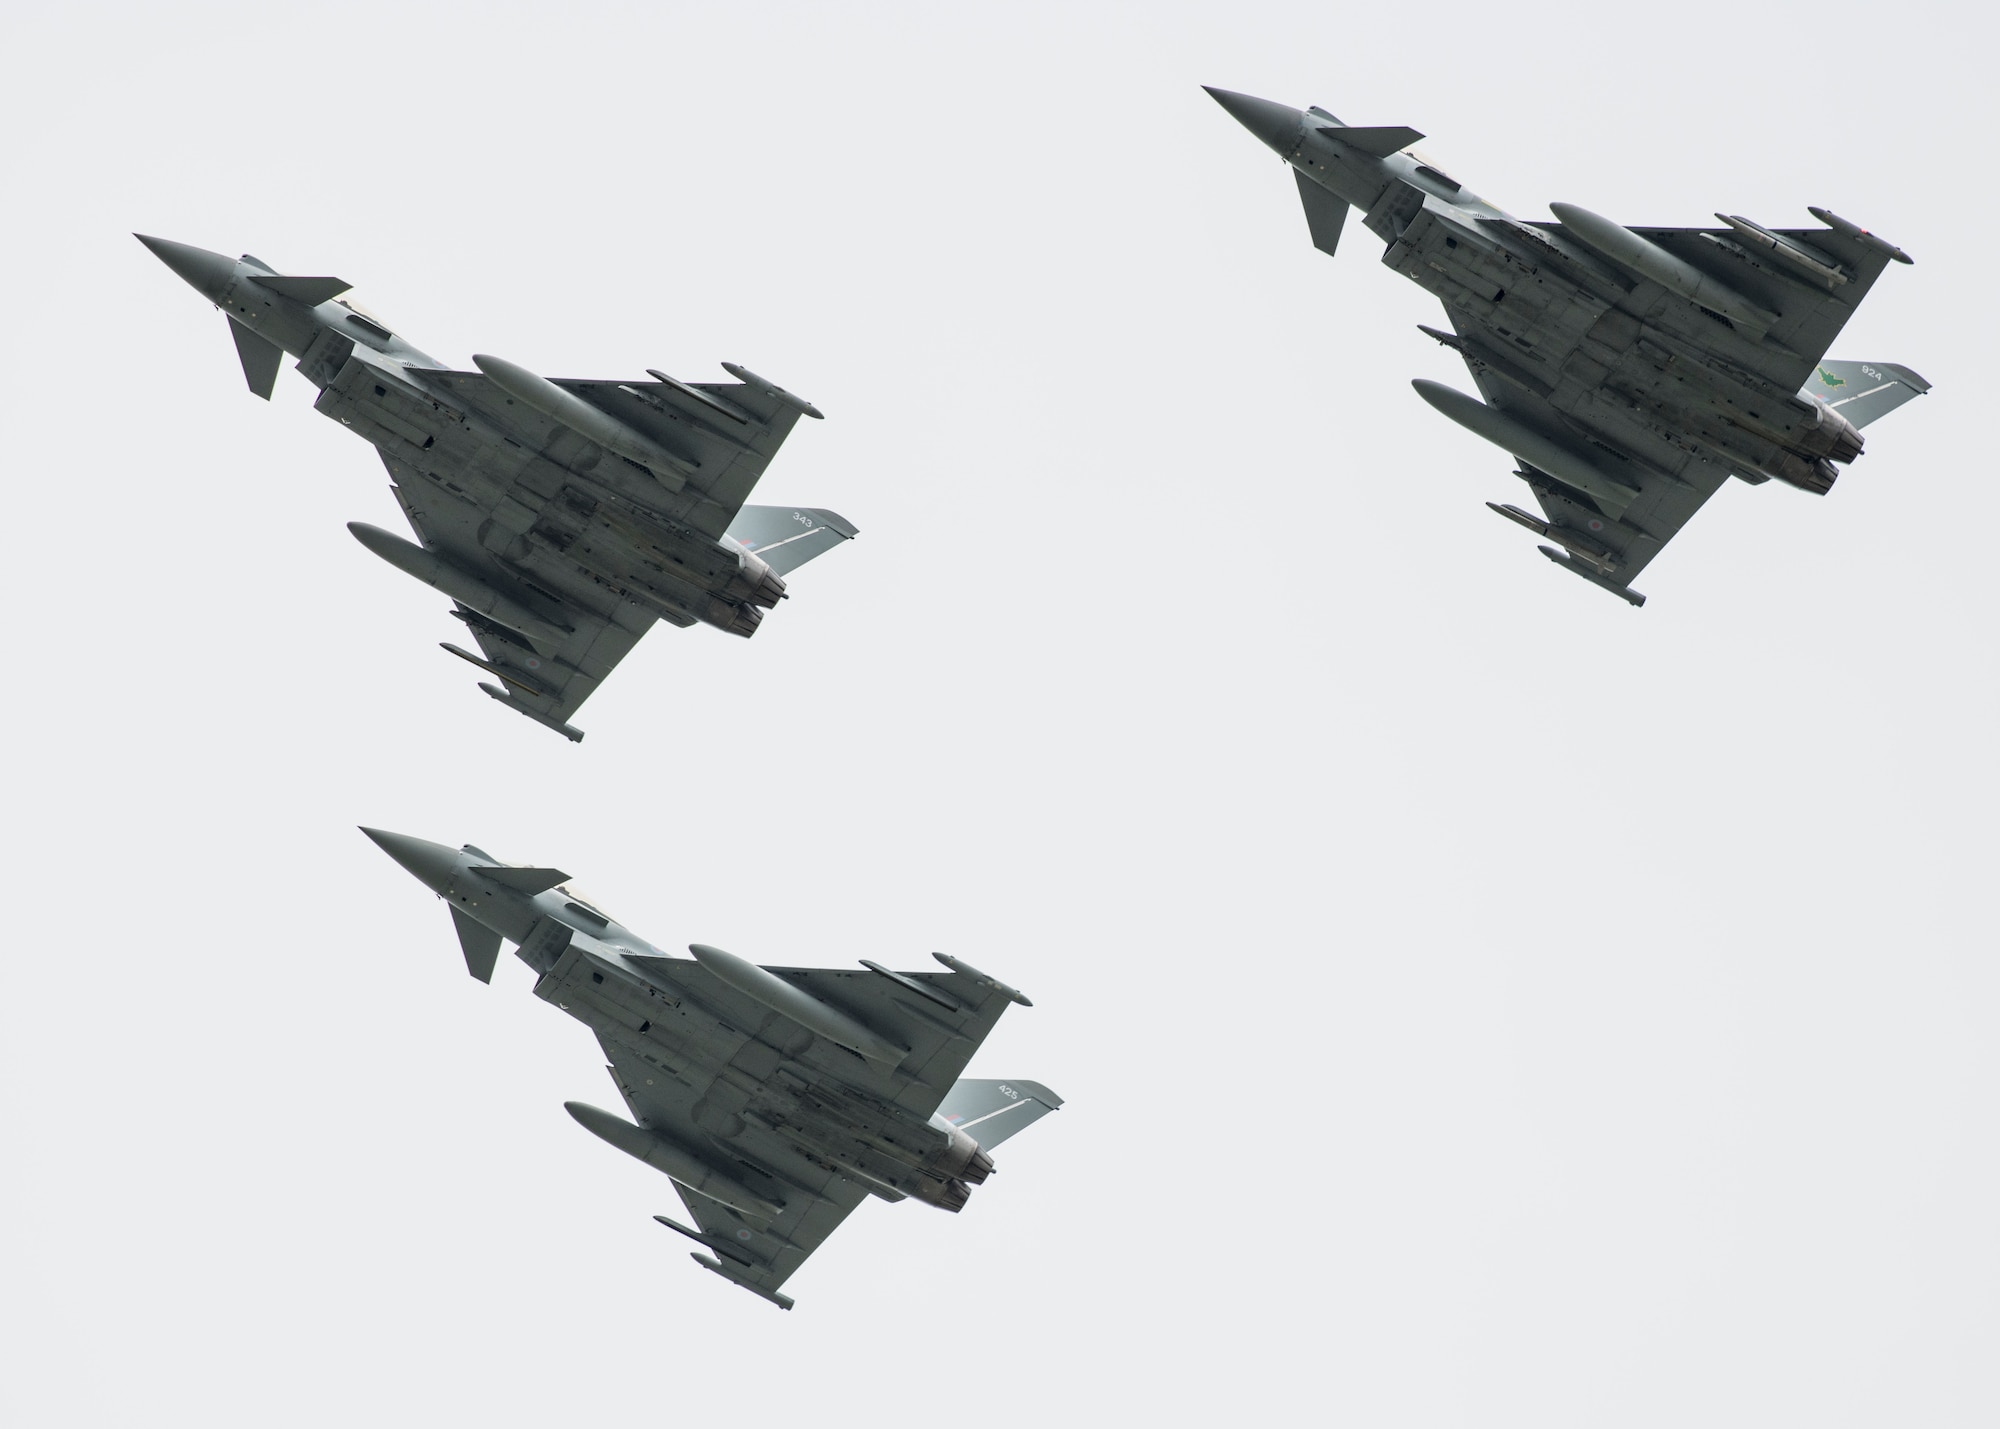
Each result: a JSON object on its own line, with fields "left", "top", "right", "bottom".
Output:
{"left": 4, "top": 2, "right": 1994, "bottom": 1425}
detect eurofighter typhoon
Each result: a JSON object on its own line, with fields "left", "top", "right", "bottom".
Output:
{"left": 140, "top": 236, "right": 855, "bottom": 738}
{"left": 363, "top": 828, "right": 1061, "bottom": 1309}
{"left": 1206, "top": 89, "right": 1928, "bottom": 605}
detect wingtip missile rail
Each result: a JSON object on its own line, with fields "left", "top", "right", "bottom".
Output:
{"left": 689, "top": 1253, "right": 796, "bottom": 1310}
{"left": 1538, "top": 545, "right": 1645, "bottom": 606}
{"left": 476, "top": 683, "right": 584, "bottom": 742}
{"left": 720, "top": 363, "right": 824, "bottom": 420}
{"left": 932, "top": 953, "right": 1032, "bottom": 1007}
{"left": 1807, "top": 207, "right": 1914, "bottom": 265}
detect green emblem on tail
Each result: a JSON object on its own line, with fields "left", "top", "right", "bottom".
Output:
{"left": 1817, "top": 366, "right": 1846, "bottom": 388}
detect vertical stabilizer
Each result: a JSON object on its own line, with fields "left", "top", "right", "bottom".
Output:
{"left": 723, "top": 505, "right": 859, "bottom": 576}
{"left": 1802, "top": 360, "right": 1931, "bottom": 429}
{"left": 937, "top": 1079, "right": 1063, "bottom": 1149}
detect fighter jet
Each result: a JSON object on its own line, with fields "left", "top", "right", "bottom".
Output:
{"left": 362, "top": 828, "right": 1061, "bottom": 1309}
{"left": 1206, "top": 89, "right": 1929, "bottom": 605}
{"left": 140, "top": 236, "right": 855, "bottom": 738}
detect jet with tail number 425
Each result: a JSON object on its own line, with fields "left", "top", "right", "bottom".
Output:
{"left": 1207, "top": 89, "right": 1928, "bottom": 606}
{"left": 141, "top": 236, "right": 855, "bottom": 738}
{"left": 362, "top": 827, "right": 1061, "bottom": 1309}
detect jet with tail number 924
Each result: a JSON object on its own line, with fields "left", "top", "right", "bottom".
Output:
{"left": 362, "top": 827, "right": 1061, "bottom": 1309}
{"left": 140, "top": 236, "right": 855, "bottom": 739}
{"left": 1206, "top": 88, "right": 1928, "bottom": 606}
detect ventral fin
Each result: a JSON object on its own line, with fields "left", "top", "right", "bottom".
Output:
{"left": 1294, "top": 169, "right": 1350, "bottom": 256}
{"left": 227, "top": 316, "right": 283, "bottom": 399}
{"left": 450, "top": 906, "right": 502, "bottom": 983}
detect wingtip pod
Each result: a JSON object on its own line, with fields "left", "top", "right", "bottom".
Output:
{"left": 1538, "top": 546, "right": 1645, "bottom": 607}
{"left": 932, "top": 952, "right": 1031, "bottom": 1007}
{"left": 1808, "top": 206, "right": 1914, "bottom": 265}
{"left": 689, "top": 1253, "right": 795, "bottom": 1310}
{"left": 859, "top": 958, "right": 963, "bottom": 1013}
{"left": 476, "top": 684, "right": 585, "bottom": 742}
{"left": 720, "top": 363, "right": 823, "bottom": 420}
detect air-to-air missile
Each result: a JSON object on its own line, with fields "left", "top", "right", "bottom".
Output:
{"left": 361, "top": 827, "right": 1061, "bottom": 1308}
{"left": 139, "top": 235, "right": 856, "bottom": 737}
{"left": 1204, "top": 87, "right": 1929, "bottom": 603}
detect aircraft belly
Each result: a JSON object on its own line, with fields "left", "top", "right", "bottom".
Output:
{"left": 578, "top": 1005, "right": 925, "bottom": 1208}
{"left": 305, "top": 349, "right": 783, "bottom": 652}
{"left": 1387, "top": 206, "right": 1608, "bottom": 360}
{"left": 453, "top": 437, "right": 756, "bottom": 623}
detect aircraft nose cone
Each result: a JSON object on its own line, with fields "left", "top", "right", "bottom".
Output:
{"left": 135, "top": 234, "right": 237, "bottom": 300}
{"left": 360, "top": 827, "right": 461, "bottom": 894}
{"left": 1203, "top": 86, "right": 1305, "bottom": 155}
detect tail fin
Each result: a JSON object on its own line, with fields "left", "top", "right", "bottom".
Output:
{"left": 724, "top": 505, "right": 859, "bottom": 576}
{"left": 1804, "top": 360, "right": 1931, "bottom": 429}
{"left": 937, "top": 1078, "right": 1062, "bottom": 1150}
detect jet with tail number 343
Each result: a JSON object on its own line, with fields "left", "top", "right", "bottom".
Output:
{"left": 141, "top": 236, "right": 855, "bottom": 739}
{"left": 1207, "top": 89, "right": 1928, "bottom": 606}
